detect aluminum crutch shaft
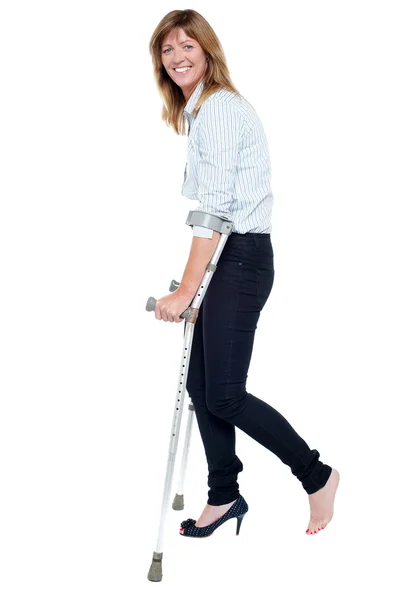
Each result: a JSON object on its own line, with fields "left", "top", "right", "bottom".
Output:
{"left": 146, "top": 214, "right": 233, "bottom": 582}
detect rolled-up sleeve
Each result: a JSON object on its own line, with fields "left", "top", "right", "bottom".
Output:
{"left": 195, "top": 99, "right": 242, "bottom": 220}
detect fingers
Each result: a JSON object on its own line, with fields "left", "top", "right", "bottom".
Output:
{"left": 154, "top": 297, "right": 186, "bottom": 323}
{"left": 155, "top": 303, "right": 181, "bottom": 323}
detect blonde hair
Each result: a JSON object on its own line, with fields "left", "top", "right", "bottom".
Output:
{"left": 148, "top": 9, "right": 240, "bottom": 135}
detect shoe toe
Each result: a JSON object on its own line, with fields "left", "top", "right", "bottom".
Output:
{"left": 180, "top": 518, "right": 196, "bottom": 528}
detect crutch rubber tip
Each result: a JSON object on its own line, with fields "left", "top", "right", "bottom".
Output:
{"left": 172, "top": 493, "right": 184, "bottom": 510}
{"left": 147, "top": 551, "right": 163, "bottom": 582}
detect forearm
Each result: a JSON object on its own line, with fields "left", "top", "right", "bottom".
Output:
{"left": 178, "top": 231, "right": 221, "bottom": 297}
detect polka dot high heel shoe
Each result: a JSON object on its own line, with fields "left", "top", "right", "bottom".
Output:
{"left": 179, "top": 494, "right": 249, "bottom": 538}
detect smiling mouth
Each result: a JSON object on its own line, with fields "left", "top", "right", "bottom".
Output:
{"left": 174, "top": 66, "right": 192, "bottom": 72}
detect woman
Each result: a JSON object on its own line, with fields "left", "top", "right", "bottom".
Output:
{"left": 148, "top": 9, "right": 340, "bottom": 538}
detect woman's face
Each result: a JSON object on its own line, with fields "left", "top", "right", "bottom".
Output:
{"left": 161, "top": 27, "right": 208, "bottom": 100}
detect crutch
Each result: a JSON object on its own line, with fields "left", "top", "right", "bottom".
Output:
{"left": 145, "top": 210, "right": 234, "bottom": 582}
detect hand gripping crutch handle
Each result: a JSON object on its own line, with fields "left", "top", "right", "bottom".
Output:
{"left": 146, "top": 279, "right": 191, "bottom": 319}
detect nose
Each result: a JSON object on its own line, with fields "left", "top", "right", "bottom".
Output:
{"left": 172, "top": 49, "right": 188, "bottom": 67}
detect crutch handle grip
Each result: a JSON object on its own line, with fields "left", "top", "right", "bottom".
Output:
{"left": 145, "top": 296, "right": 191, "bottom": 320}
{"left": 146, "top": 279, "right": 179, "bottom": 311}
{"left": 146, "top": 297, "right": 157, "bottom": 312}
{"left": 169, "top": 279, "right": 180, "bottom": 292}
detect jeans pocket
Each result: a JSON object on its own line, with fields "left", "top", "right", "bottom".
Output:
{"left": 256, "top": 266, "right": 275, "bottom": 310}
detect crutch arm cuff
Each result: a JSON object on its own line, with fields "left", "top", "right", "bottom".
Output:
{"left": 186, "top": 210, "right": 234, "bottom": 236}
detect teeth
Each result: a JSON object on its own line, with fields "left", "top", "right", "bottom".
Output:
{"left": 175, "top": 67, "right": 191, "bottom": 72}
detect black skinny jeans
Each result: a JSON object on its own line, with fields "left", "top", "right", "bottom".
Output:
{"left": 185, "top": 232, "right": 332, "bottom": 506}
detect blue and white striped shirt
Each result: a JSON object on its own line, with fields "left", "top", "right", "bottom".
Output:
{"left": 182, "top": 78, "right": 274, "bottom": 234}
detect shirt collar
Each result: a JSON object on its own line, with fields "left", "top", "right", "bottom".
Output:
{"left": 183, "top": 79, "right": 205, "bottom": 117}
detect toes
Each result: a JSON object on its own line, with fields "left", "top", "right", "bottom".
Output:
{"left": 306, "top": 518, "right": 329, "bottom": 534}
{"left": 306, "top": 521, "right": 320, "bottom": 534}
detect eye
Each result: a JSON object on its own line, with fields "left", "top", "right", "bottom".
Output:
{"left": 163, "top": 45, "right": 193, "bottom": 53}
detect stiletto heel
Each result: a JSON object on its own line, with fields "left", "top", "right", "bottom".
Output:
{"left": 179, "top": 494, "right": 249, "bottom": 538}
{"left": 236, "top": 513, "right": 245, "bottom": 535}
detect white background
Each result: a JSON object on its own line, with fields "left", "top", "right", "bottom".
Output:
{"left": 1, "top": 0, "right": 398, "bottom": 598}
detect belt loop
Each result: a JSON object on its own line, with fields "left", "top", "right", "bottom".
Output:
{"left": 252, "top": 234, "right": 259, "bottom": 250}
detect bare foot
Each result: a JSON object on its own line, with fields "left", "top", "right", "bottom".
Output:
{"left": 306, "top": 468, "right": 340, "bottom": 534}
{"left": 180, "top": 499, "right": 236, "bottom": 533}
